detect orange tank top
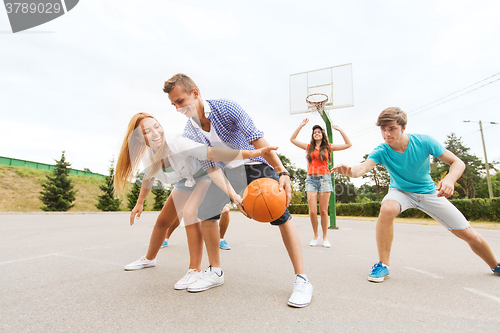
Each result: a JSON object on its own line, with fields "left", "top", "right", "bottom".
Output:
{"left": 307, "top": 144, "right": 330, "bottom": 175}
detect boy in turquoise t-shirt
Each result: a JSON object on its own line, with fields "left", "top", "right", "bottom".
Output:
{"left": 333, "top": 107, "right": 500, "bottom": 282}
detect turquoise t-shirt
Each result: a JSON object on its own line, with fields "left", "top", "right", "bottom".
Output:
{"left": 367, "top": 134, "right": 446, "bottom": 194}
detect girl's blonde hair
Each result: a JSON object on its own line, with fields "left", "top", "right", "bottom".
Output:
{"left": 114, "top": 113, "right": 168, "bottom": 196}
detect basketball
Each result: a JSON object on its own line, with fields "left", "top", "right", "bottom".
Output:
{"left": 242, "top": 178, "right": 287, "bottom": 223}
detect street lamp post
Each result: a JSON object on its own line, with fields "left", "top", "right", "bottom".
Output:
{"left": 463, "top": 120, "right": 498, "bottom": 199}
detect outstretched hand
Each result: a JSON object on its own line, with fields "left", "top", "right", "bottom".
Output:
{"left": 300, "top": 118, "right": 309, "bottom": 127}
{"left": 332, "top": 124, "right": 343, "bottom": 132}
{"left": 130, "top": 203, "right": 144, "bottom": 226}
{"left": 331, "top": 164, "right": 353, "bottom": 177}
{"left": 255, "top": 146, "right": 278, "bottom": 158}
{"left": 232, "top": 194, "right": 250, "bottom": 218}
{"left": 436, "top": 177, "right": 455, "bottom": 198}
{"left": 279, "top": 174, "right": 292, "bottom": 206}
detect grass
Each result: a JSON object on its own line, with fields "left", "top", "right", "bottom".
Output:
{"left": 0, "top": 165, "right": 156, "bottom": 213}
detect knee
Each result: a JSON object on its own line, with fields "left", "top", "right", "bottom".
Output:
{"left": 379, "top": 201, "right": 400, "bottom": 218}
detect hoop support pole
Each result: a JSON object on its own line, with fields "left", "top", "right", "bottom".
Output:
{"left": 320, "top": 110, "right": 338, "bottom": 229}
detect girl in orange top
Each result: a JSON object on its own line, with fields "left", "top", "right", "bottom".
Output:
{"left": 290, "top": 118, "right": 352, "bottom": 247}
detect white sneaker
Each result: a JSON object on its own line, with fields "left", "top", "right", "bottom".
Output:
{"left": 124, "top": 256, "right": 156, "bottom": 271}
{"left": 187, "top": 266, "right": 224, "bottom": 292}
{"left": 174, "top": 269, "right": 202, "bottom": 290}
{"left": 310, "top": 238, "right": 318, "bottom": 246}
{"left": 288, "top": 275, "right": 313, "bottom": 308}
{"left": 323, "top": 240, "right": 331, "bottom": 248}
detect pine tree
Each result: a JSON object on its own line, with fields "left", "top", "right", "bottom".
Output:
{"left": 39, "top": 151, "right": 77, "bottom": 211}
{"left": 152, "top": 182, "right": 170, "bottom": 211}
{"left": 95, "top": 159, "right": 122, "bottom": 211}
{"left": 127, "top": 173, "right": 146, "bottom": 210}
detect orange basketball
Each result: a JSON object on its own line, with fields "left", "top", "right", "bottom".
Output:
{"left": 242, "top": 178, "right": 287, "bottom": 223}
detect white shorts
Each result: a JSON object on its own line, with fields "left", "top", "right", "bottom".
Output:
{"left": 382, "top": 188, "right": 470, "bottom": 231}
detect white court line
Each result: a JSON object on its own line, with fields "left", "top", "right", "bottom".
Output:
{"left": 404, "top": 267, "right": 444, "bottom": 279}
{"left": 0, "top": 253, "right": 59, "bottom": 266}
{"left": 464, "top": 288, "right": 500, "bottom": 304}
{"left": 244, "top": 244, "right": 268, "bottom": 247}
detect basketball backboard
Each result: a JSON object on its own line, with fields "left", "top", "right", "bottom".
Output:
{"left": 289, "top": 63, "right": 354, "bottom": 115}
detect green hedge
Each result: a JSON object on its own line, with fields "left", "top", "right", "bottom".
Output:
{"left": 289, "top": 198, "right": 500, "bottom": 222}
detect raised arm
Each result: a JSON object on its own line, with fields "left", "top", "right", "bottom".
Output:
{"left": 435, "top": 150, "right": 465, "bottom": 198}
{"left": 289, "top": 118, "right": 309, "bottom": 150}
{"left": 331, "top": 160, "right": 376, "bottom": 178}
{"left": 330, "top": 125, "right": 352, "bottom": 151}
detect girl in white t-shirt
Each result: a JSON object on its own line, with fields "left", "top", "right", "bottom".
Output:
{"left": 114, "top": 113, "right": 276, "bottom": 288}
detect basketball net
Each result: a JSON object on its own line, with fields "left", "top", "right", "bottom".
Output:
{"left": 306, "top": 93, "right": 328, "bottom": 116}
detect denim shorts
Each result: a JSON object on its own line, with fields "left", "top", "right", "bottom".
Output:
{"left": 173, "top": 172, "right": 211, "bottom": 193}
{"left": 382, "top": 188, "right": 470, "bottom": 231}
{"left": 305, "top": 174, "right": 333, "bottom": 193}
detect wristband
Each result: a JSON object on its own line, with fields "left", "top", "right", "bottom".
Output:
{"left": 278, "top": 171, "right": 290, "bottom": 178}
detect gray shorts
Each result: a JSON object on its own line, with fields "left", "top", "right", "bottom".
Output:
{"left": 382, "top": 188, "right": 470, "bottom": 231}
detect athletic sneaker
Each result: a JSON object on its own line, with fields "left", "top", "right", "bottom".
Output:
{"left": 219, "top": 239, "right": 231, "bottom": 250}
{"left": 161, "top": 239, "right": 169, "bottom": 248}
{"left": 174, "top": 269, "right": 202, "bottom": 290}
{"left": 187, "top": 266, "right": 224, "bottom": 292}
{"left": 310, "top": 238, "right": 318, "bottom": 247}
{"left": 124, "top": 256, "right": 156, "bottom": 271}
{"left": 492, "top": 263, "right": 500, "bottom": 275}
{"left": 287, "top": 275, "right": 313, "bottom": 308}
{"left": 323, "top": 240, "right": 331, "bottom": 248}
{"left": 368, "top": 261, "right": 389, "bottom": 282}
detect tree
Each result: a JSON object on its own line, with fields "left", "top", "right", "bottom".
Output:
{"left": 152, "top": 182, "right": 171, "bottom": 211}
{"left": 432, "top": 133, "right": 491, "bottom": 199}
{"left": 39, "top": 151, "right": 77, "bottom": 211}
{"left": 127, "top": 172, "right": 146, "bottom": 210}
{"left": 277, "top": 153, "right": 307, "bottom": 204}
{"left": 95, "top": 159, "right": 122, "bottom": 211}
{"left": 334, "top": 173, "right": 357, "bottom": 203}
{"left": 361, "top": 154, "right": 390, "bottom": 201}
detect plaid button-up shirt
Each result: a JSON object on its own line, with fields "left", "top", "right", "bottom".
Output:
{"left": 182, "top": 98, "right": 268, "bottom": 170}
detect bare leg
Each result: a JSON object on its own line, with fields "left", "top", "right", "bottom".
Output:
{"left": 279, "top": 219, "right": 305, "bottom": 275}
{"left": 318, "top": 192, "right": 331, "bottom": 240}
{"left": 145, "top": 191, "right": 189, "bottom": 260}
{"left": 376, "top": 200, "right": 400, "bottom": 266}
{"left": 452, "top": 227, "right": 499, "bottom": 269}
{"left": 165, "top": 215, "right": 180, "bottom": 240}
{"left": 219, "top": 206, "right": 230, "bottom": 239}
{"left": 307, "top": 191, "right": 319, "bottom": 240}
{"left": 202, "top": 220, "right": 221, "bottom": 268}
{"left": 182, "top": 180, "right": 212, "bottom": 271}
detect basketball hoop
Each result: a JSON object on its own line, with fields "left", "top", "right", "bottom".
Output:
{"left": 306, "top": 93, "right": 328, "bottom": 115}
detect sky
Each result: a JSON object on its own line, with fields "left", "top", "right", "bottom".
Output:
{"left": 1, "top": 0, "right": 499, "bottom": 187}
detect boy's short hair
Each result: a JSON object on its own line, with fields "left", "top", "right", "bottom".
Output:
{"left": 376, "top": 107, "right": 407, "bottom": 127}
{"left": 163, "top": 73, "right": 199, "bottom": 94}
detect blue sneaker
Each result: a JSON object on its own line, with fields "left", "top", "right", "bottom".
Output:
{"left": 492, "top": 263, "right": 500, "bottom": 275}
{"left": 219, "top": 239, "right": 231, "bottom": 250}
{"left": 368, "top": 262, "right": 389, "bottom": 282}
{"left": 160, "top": 239, "right": 168, "bottom": 248}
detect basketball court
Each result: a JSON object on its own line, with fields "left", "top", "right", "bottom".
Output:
{"left": 1, "top": 212, "right": 499, "bottom": 332}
